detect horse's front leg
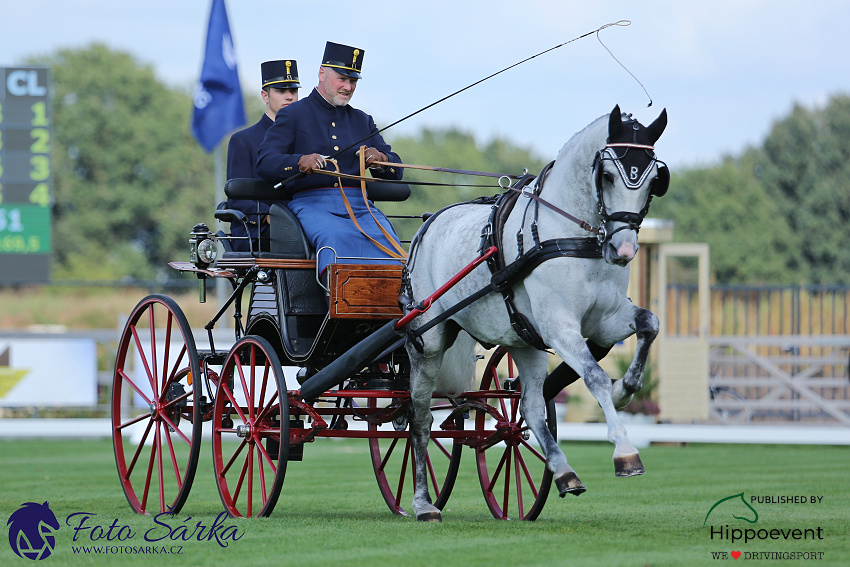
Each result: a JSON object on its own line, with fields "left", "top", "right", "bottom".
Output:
{"left": 510, "top": 347, "right": 586, "bottom": 497}
{"left": 406, "top": 350, "right": 444, "bottom": 522}
{"left": 554, "top": 332, "right": 645, "bottom": 478}
{"left": 611, "top": 307, "right": 659, "bottom": 407}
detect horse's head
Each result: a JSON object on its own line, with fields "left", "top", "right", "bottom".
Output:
{"left": 7, "top": 502, "right": 60, "bottom": 560}
{"left": 592, "top": 105, "right": 668, "bottom": 266}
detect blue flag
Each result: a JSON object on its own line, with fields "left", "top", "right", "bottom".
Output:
{"left": 191, "top": 0, "right": 246, "bottom": 152}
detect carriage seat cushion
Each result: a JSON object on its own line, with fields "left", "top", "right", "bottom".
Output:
{"left": 269, "top": 203, "right": 312, "bottom": 259}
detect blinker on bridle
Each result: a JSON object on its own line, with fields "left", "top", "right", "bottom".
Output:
{"left": 592, "top": 141, "right": 668, "bottom": 243}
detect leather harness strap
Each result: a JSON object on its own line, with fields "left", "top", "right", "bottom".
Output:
{"left": 480, "top": 161, "right": 602, "bottom": 350}
{"left": 323, "top": 153, "right": 407, "bottom": 261}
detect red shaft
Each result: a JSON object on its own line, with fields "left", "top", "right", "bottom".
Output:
{"left": 395, "top": 246, "right": 497, "bottom": 329}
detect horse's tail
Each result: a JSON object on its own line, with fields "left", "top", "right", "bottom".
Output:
{"left": 434, "top": 331, "right": 479, "bottom": 397}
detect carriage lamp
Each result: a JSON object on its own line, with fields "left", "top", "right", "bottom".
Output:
{"left": 189, "top": 223, "right": 218, "bottom": 303}
{"left": 190, "top": 223, "right": 217, "bottom": 268}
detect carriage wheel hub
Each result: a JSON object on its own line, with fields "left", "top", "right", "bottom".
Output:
{"left": 236, "top": 424, "right": 251, "bottom": 438}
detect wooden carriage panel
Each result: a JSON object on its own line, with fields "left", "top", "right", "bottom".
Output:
{"left": 329, "top": 264, "right": 404, "bottom": 319}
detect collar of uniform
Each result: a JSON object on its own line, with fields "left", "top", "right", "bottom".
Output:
{"left": 309, "top": 87, "right": 345, "bottom": 111}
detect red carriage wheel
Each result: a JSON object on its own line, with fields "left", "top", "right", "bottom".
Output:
{"left": 368, "top": 397, "right": 463, "bottom": 516}
{"left": 475, "top": 347, "right": 555, "bottom": 520}
{"left": 111, "top": 294, "right": 202, "bottom": 515}
{"left": 212, "top": 336, "right": 289, "bottom": 518}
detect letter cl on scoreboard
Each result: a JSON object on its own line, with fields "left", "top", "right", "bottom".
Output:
{"left": 0, "top": 66, "right": 52, "bottom": 283}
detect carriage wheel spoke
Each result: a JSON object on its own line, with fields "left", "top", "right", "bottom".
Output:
{"left": 160, "top": 314, "right": 173, "bottom": 398}
{"left": 487, "top": 445, "right": 510, "bottom": 493}
{"left": 379, "top": 438, "right": 400, "bottom": 471}
{"left": 140, "top": 422, "right": 160, "bottom": 513}
{"left": 430, "top": 437, "right": 452, "bottom": 460}
{"left": 254, "top": 393, "right": 280, "bottom": 424}
{"left": 156, "top": 423, "right": 167, "bottom": 512}
{"left": 231, "top": 446, "right": 251, "bottom": 509}
{"left": 501, "top": 445, "right": 512, "bottom": 519}
{"left": 426, "top": 453, "right": 440, "bottom": 497}
{"left": 516, "top": 445, "right": 539, "bottom": 498}
{"left": 160, "top": 389, "right": 192, "bottom": 410}
{"left": 257, "top": 363, "right": 270, "bottom": 418}
{"left": 117, "top": 369, "right": 152, "bottom": 407}
{"left": 492, "top": 368, "right": 509, "bottom": 417}
{"left": 125, "top": 418, "right": 155, "bottom": 478}
{"left": 116, "top": 410, "right": 152, "bottom": 432}
{"left": 130, "top": 326, "right": 157, "bottom": 396}
{"left": 149, "top": 309, "right": 160, "bottom": 398}
{"left": 247, "top": 443, "right": 255, "bottom": 516}
{"left": 394, "top": 440, "right": 412, "bottom": 507}
{"left": 220, "top": 438, "right": 248, "bottom": 476}
{"left": 235, "top": 359, "right": 252, "bottom": 421}
{"left": 159, "top": 412, "right": 191, "bottom": 446}
{"left": 514, "top": 445, "right": 525, "bottom": 518}
{"left": 518, "top": 437, "right": 547, "bottom": 463}
{"left": 257, "top": 441, "right": 268, "bottom": 504}
{"left": 162, "top": 424, "right": 184, "bottom": 489}
{"left": 220, "top": 382, "right": 248, "bottom": 423}
{"left": 166, "top": 345, "right": 188, "bottom": 391}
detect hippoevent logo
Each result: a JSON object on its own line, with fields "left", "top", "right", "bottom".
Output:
{"left": 5, "top": 502, "right": 245, "bottom": 560}
{"left": 703, "top": 492, "right": 758, "bottom": 527}
{"left": 7, "top": 502, "right": 60, "bottom": 561}
{"left": 705, "top": 491, "right": 826, "bottom": 561}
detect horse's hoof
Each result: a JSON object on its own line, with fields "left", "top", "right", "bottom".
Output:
{"left": 416, "top": 511, "right": 442, "bottom": 522}
{"left": 555, "top": 472, "right": 586, "bottom": 497}
{"left": 614, "top": 453, "right": 646, "bottom": 477}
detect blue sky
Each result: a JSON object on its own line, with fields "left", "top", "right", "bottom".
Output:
{"left": 2, "top": 0, "right": 848, "bottom": 169}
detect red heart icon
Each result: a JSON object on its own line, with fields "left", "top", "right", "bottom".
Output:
{"left": 731, "top": 551, "right": 741, "bottom": 559}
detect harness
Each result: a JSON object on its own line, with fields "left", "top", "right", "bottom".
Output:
{"left": 404, "top": 115, "right": 668, "bottom": 351}
{"left": 404, "top": 163, "right": 603, "bottom": 351}
{"left": 478, "top": 162, "right": 602, "bottom": 349}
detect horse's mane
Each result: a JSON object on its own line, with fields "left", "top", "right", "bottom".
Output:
{"left": 555, "top": 114, "right": 608, "bottom": 168}
{"left": 544, "top": 114, "right": 608, "bottom": 209}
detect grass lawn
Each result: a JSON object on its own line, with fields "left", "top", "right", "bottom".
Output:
{"left": 1, "top": 438, "right": 847, "bottom": 566}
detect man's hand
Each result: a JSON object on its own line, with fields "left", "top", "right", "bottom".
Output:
{"left": 358, "top": 147, "right": 388, "bottom": 168}
{"left": 298, "top": 153, "right": 327, "bottom": 173}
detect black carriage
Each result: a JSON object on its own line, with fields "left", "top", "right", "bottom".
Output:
{"left": 110, "top": 178, "right": 558, "bottom": 520}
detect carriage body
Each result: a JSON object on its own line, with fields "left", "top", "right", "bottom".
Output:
{"left": 110, "top": 178, "right": 554, "bottom": 520}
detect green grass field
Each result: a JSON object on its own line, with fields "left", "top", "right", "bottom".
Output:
{"left": 1, "top": 439, "right": 847, "bottom": 566}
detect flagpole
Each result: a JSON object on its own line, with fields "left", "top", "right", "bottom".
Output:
{"left": 214, "top": 142, "right": 229, "bottom": 326}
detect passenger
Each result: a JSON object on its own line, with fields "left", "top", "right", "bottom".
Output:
{"left": 256, "top": 41, "right": 404, "bottom": 272}
{"left": 225, "top": 59, "right": 300, "bottom": 252}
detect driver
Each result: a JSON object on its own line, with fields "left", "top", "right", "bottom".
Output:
{"left": 257, "top": 42, "right": 404, "bottom": 273}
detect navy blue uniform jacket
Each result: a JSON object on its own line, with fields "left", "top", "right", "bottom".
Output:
{"left": 256, "top": 88, "right": 402, "bottom": 196}
{"left": 225, "top": 114, "right": 274, "bottom": 246}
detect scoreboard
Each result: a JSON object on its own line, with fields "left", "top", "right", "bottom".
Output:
{"left": 0, "top": 66, "right": 52, "bottom": 283}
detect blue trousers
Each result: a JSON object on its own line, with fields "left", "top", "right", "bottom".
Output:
{"left": 286, "top": 188, "right": 404, "bottom": 273}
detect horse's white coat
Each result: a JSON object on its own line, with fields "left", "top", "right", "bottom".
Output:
{"left": 405, "top": 109, "right": 665, "bottom": 520}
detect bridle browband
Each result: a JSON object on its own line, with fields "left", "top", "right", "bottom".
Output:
{"left": 591, "top": 139, "right": 669, "bottom": 241}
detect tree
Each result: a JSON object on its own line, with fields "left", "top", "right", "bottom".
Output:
{"left": 652, "top": 155, "right": 801, "bottom": 284}
{"left": 755, "top": 96, "right": 850, "bottom": 283}
{"left": 33, "top": 44, "right": 219, "bottom": 280}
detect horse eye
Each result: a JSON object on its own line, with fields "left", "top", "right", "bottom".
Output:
{"left": 603, "top": 172, "right": 615, "bottom": 184}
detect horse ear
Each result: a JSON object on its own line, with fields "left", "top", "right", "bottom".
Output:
{"left": 608, "top": 105, "right": 623, "bottom": 140}
{"left": 646, "top": 108, "right": 668, "bottom": 145}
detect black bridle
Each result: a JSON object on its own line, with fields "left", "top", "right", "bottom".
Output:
{"left": 591, "top": 141, "right": 669, "bottom": 243}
